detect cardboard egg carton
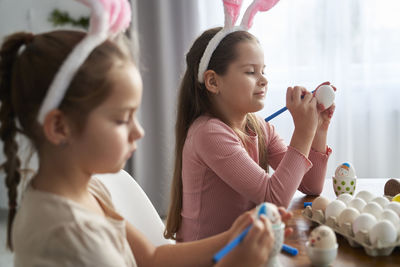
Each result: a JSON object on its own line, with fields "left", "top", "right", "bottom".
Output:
{"left": 302, "top": 206, "right": 400, "bottom": 256}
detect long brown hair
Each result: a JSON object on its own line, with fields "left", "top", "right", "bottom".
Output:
{"left": 0, "top": 30, "right": 133, "bottom": 250}
{"left": 164, "top": 28, "right": 269, "bottom": 239}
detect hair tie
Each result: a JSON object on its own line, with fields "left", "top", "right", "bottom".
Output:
{"left": 37, "top": 0, "right": 132, "bottom": 124}
{"left": 197, "top": 0, "right": 279, "bottom": 83}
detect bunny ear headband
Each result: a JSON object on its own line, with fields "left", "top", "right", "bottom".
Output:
{"left": 197, "top": 0, "right": 279, "bottom": 83}
{"left": 37, "top": 0, "right": 132, "bottom": 124}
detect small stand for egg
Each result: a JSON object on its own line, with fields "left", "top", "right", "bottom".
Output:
{"left": 264, "top": 223, "right": 285, "bottom": 267}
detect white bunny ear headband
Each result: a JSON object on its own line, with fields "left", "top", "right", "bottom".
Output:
{"left": 197, "top": 0, "right": 279, "bottom": 83}
{"left": 37, "top": 0, "right": 132, "bottom": 124}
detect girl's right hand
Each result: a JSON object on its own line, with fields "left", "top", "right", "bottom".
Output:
{"left": 286, "top": 86, "right": 319, "bottom": 139}
{"left": 217, "top": 211, "right": 275, "bottom": 267}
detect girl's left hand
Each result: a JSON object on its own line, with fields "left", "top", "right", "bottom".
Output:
{"left": 315, "top": 81, "right": 336, "bottom": 132}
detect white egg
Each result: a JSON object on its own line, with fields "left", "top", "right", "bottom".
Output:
{"left": 337, "top": 193, "right": 353, "bottom": 205}
{"left": 348, "top": 198, "right": 367, "bottom": 212}
{"left": 369, "top": 220, "right": 397, "bottom": 246}
{"left": 325, "top": 200, "right": 346, "bottom": 220}
{"left": 352, "top": 213, "right": 377, "bottom": 234}
{"left": 308, "top": 225, "right": 337, "bottom": 249}
{"left": 338, "top": 207, "right": 360, "bottom": 227}
{"left": 380, "top": 209, "right": 400, "bottom": 228}
{"left": 315, "top": 85, "right": 335, "bottom": 109}
{"left": 312, "top": 196, "right": 330, "bottom": 212}
{"left": 355, "top": 190, "right": 375, "bottom": 203}
{"left": 384, "top": 202, "right": 400, "bottom": 217}
{"left": 371, "top": 196, "right": 390, "bottom": 208}
{"left": 362, "top": 202, "right": 383, "bottom": 219}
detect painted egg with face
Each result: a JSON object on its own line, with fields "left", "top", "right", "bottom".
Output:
{"left": 335, "top": 162, "right": 356, "bottom": 178}
{"left": 257, "top": 202, "right": 281, "bottom": 225}
{"left": 308, "top": 225, "right": 337, "bottom": 249}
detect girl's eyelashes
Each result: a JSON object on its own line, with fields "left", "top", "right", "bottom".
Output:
{"left": 116, "top": 119, "right": 129, "bottom": 125}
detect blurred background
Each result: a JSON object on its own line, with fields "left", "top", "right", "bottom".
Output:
{"left": 1, "top": 0, "right": 400, "bottom": 263}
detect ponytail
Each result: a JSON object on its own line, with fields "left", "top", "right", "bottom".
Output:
{"left": 0, "top": 32, "right": 33, "bottom": 250}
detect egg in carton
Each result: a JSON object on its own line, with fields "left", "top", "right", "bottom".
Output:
{"left": 302, "top": 193, "right": 400, "bottom": 257}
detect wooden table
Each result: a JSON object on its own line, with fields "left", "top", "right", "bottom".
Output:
{"left": 278, "top": 178, "right": 400, "bottom": 267}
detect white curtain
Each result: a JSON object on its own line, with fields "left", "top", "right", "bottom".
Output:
{"left": 198, "top": 0, "right": 400, "bottom": 178}
{"left": 132, "top": 0, "right": 400, "bottom": 215}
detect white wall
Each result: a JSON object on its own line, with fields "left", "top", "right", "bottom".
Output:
{"left": 0, "top": 0, "right": 88, "bottom": 209}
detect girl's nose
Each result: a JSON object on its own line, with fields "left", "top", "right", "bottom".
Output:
{"left": 259, "top": 75, "right": 268, "bottom": 87}
{"left": 129, "top": 120, "right": 145, "bottom": 142}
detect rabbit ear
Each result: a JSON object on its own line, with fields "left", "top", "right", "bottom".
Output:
{"left": 37, "top": 0, "right": 132, "bottom": 124}
{"left": 76, "top": 0, "right": 131, "bottom": 36}
{"left": 106, "top": 0, "right": 132, "bottom": 36}
{"left": 241, "top": 0, "right": 279, "bottom": 29}
{"left": 223, "top": 0, "right": 244, "bottom": 28}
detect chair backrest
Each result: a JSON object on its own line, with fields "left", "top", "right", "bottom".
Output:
{"left": 95, "top": 170, "right": 174, "bottom": 246}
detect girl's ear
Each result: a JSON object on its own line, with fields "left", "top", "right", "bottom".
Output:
{"left": 203, "top": 70, "right": 220, "bottom": 94}
{"left": 42, "top": 110, "right": 71, "bottom": 145}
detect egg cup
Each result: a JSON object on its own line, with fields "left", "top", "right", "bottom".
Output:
{"left": 333, "top": 176, "right": 356, "bottom": 196}
{"left": 306, "top": 241, "right": 338, "bottom": 266}
{"left": 264, "top": 223, "right": 284, "bottom": 267}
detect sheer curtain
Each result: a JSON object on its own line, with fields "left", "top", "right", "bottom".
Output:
{"left": 198, "top": 0, "right": 400, "bottom": 178}
{"left": 132, "top": 0, "right": 400, "bottom": 215}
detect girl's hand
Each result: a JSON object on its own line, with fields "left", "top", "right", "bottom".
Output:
{"left": 217, "top": 211, "right": 274, "bottom": 267}
{"left": 286, "top": 86, "right": 319, "bottom": 139}
{"left": 278, "top": 207, "right": 294, "bottom": 238}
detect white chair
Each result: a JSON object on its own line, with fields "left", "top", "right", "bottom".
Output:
{"left": 95, "top": 170, "right": 174, "bottom": 246}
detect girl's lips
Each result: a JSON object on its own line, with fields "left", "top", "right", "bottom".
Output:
{"left": 254, "top": 91, "right": 265, "bottom": 96}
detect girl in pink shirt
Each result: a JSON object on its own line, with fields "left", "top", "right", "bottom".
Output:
{"left": 0, "top": 1, "right": 289, "bottom": 266}
{"left": 165, "top": 27, "right": 335, "bottom": 242}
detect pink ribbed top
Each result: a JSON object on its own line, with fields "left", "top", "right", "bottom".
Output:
{"left": 177, "top": 115, "right": 330, "bottom": 242}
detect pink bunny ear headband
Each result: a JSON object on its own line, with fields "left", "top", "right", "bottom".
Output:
{"left": 37, "top": 0, "right": 131, "bottom": 124}
{"left": 197, "top": 0, "right": 279, "bottom": 83}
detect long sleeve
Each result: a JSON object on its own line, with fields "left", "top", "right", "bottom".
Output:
{"left": 193, "top": 118, "right": 312, "bottom": 208}
{"left": 178, "top": 116, "right": 330, "bottom": 241}
{"left": 263, "top": 120, "right": 331, "bottom": 197}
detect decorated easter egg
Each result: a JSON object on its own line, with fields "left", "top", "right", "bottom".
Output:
{"left": 392, "top": 193, "right": 400, "bottom": 202}
{"left": 257, "top": 202, "right": 281, "bottom": 225}
{"left": 371, "top": 196, "right": 390, "bottom": 208}
{"left": 325, "top": 200, "right": 346, "bottom": 220}
{"left": 335, "top": 162, "right": 356, "bottom": 179}
{"left": 355, "top": 190, "right": 375, "bottom": 203}
{"left": 315, "top": 85, "right": 335, "bottom": 109}
{"left": 308, "top": 225, "right": 337, "bottom": 249}
{"left": 352, "top": 213, "right": 377, "bottom": 234}
{"left": 362, "top": 202, "right": 383, "bottom": 219}
{"left": 312, "top": 196, "right": 330, "bottom": 212}
{"left": 347, "top": 198, "right": 367, "bottom": 212}
{"left": 337, "top": 193, "right": 353, "bottom": 205}
{"left": 338, "top": 207, "right": 360, "bottom": 227}
{"left": 369, "top": 220, "right": 397, "bottom": 246}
